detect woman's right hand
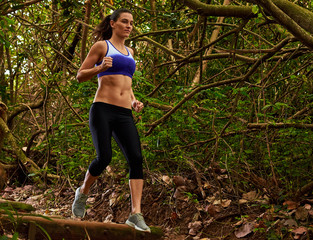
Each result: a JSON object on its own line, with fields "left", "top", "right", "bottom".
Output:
{"left": 99, "top": 56, "right": 113, "bottom": 72}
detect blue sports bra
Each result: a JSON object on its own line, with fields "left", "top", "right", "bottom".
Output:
{"left": 95, "top": 40, "right": 136, "bottom": 78}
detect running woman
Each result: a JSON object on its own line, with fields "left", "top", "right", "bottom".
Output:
{"left": 72, "top": 8, "right": 150, "bottom": 232}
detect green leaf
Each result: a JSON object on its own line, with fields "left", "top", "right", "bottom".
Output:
{"left": 11, "top": 233, "right": 19, "bottom": 240}
{"left": 252, "top": 5, "right": 259, "bottom": 14}
{"left": 262, "top": 104, "right": 272, "bottom": 111}
{"left": 274, "top": 102, "right": 291, "bottom": 109}
{"left": 244, "top": 150, "right": 254, "bottom": 154}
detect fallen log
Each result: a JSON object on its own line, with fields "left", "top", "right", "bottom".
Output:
{"left": 0, "top": 200, "right": 35, "bottom": 212}
{"left": 0, "top": 214, "right": 163, "bottom": 240}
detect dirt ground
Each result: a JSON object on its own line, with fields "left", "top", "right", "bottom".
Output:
{"left": 1, "top": 167, "right": 313, "bottom": 239}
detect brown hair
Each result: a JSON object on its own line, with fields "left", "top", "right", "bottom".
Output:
{"left": 93, "top": 8, "right": 132, "bottom": 42}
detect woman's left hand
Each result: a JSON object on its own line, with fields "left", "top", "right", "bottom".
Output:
{"left": 132, "top": 100, "right": 144, "bottom": 113}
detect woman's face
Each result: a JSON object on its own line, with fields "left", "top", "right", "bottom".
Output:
{"left": 111, "top": 12, "right": 133, "bottom": 38}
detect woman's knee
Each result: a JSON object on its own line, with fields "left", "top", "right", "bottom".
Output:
{"left": 88, "top": 156, "right": 111, "bottom": 176}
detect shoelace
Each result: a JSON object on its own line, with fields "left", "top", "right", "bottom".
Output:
{"left": 77, "top": 194, "right": 88, "bottom": 203}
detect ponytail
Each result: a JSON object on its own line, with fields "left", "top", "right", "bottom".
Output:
{"left": 93, "top": 8, "right": 132, "bottom": 42}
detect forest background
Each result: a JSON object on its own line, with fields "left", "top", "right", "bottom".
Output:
{"left": 1, "top": 0, "right": 313, "bottom": 239}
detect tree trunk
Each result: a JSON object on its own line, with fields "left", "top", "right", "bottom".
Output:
{"left": 258, "top": 0, "right": 313, "bottom": 49}
{"left": 191, "top": 0, "right": 231, "bottom": 87}
{"left": 150, "top": 0, "right": 159, "bottom": 85}
{"left": 0, "top": 116, "right": 40, "bottom": 175}
{"left": 81, "top": 0, "right": 92, "bottom": 62}
{"left": 0, "top": 43, "right": 7, "bottom": 104}
{"left": 0, "top": 164, "right": 6, "bottom": 191}
{"left": 271, "top": 0, "right": 313, "bottom": 35}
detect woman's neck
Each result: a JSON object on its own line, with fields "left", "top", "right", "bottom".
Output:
{"left": 109, "top": 35, "right": 126, "bottom": 48}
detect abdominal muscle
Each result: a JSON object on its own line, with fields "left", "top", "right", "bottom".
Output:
{"left": 93, "top": 74, "right": 133, "bottom": 109}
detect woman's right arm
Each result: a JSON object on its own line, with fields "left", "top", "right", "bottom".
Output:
{"left": 76, "top": 42, "right": 112, "bottom": 83}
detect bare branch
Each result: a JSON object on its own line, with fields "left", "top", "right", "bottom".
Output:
{"left": 178, "top": 0, "right": 254, "bottom": 18}
{"left": 257, "top": 0, "right": 313, "bottom": 49}
{"left": 2, "top": 0, "right": 45, "bottom": 15}
{"left": 145, "top": 37, "right": 294, "bottom": 135}
{"left": 247, "top": 122, "right": 313, "bottom": 129}
{"left": 7, "top": 99, "right": 44, "bottom": 128}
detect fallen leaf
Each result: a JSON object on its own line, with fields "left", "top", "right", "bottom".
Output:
{"left": 233, "top": 219, "right": 244, "bottom": 227}
{"left": 203, "top": 182, "right": 211, "bottom": 189}
{"left": 86, "top": 208, "right": 96, "bottom": 217}
{"left": 234, "top": 222, "right": 255, "bottom": 238}
{"left": 109, "top": 198, "right": 116, "bottom": 206}
{"left": 205, "top": 196, "right": 215, "bottom": 203}
{"left": 213, "top": 199, "right": 231, "bottom": 208}
{"left": 188, "top": 221, "right": 202, "bottom": 236}
{"left": 203, "top": 218, "right": 214, "bottom": 227}
{"left": 304, "top": 204, "right": 311, "bottom": 210}
{"left": 4, "top": 187, "right": 13, "bottom": 193}
{"left": 295, "top": 207, "right": 308, "bottom": 221}
{"left": 23, "top": 185, "right": 33, "bottom": 192}
{"left": 292, "top": 227, "right": 307, "bottom": 238}
{"left": 109, "top": 191, "right": 118, "bottom": 207}
{"left": 220, "top": 169, "right": 227, "bottom": 174}
{"left": 283, "top": 219, "right": 298, "bottom": 227}
{"left": 217, "top": 174, "right": 228, "bottom": 180}
{"left": 239, "top": 199, "right": 248, "bottom": 204}
{"left": 170, "top": 212, "right": 178, "bottom": 221}
{"left": 173, "top": 186, "right": 188, "bottom": 201}
{"left": 205, "top": 204, "right": 218, "bottom": 217}
{"left": 104, "top": 214, "right": 113, "bottom": 222}
{"left": 221, "top": 199, "right": 231, "bottom": 208}
{"left": 87, "top": 197, "right": 95, "bottom": 204}
{"left": 106, "top": 166, "right": 114, "bottom": 176}
{"left": 242, "top": 191, "right": 257, "bottom": 201}
{"left": 162, "top": 175, "right": 171, "bottom": 185}
{"left": 173, "top": 176, "right": 186, "bottom": 187}
{"left": 283, "top": 200, "right": 298, "bottom": 210}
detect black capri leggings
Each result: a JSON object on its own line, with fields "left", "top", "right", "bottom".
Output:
{"left": 88, "top": 102, "right": 143, "bottom": 179}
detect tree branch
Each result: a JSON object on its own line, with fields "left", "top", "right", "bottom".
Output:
{"left": 145, "top": 37, "right": 293, "bottom": 135}
{"left": 247, "top": 122, "right": 313, "bottom": 129}
{"left": 178, "top": 0, "right": 254, "bottom": 18}
{"left": 266, "top": 0, "right": 313, "bottom": 35}
{"left": 7, "top": 98, "right": 44, "bottom": 128}
{"left": 257, "top": 0, "right": 313, "bottom": 49}
{"left": 2, "top": 0, "right": 45, "bottom": 15}
{"left": 0, "top": 117, "right": 40, "bottom": 173}
{"left": 140, "top": 36, "right": 184, "bottom": 59}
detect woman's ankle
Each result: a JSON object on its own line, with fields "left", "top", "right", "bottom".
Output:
{"left": 80, "top": 185, "right": 89, "bottom": 195}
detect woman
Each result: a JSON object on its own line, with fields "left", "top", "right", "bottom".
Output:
{"left": 72, "top": 8, "right": 150, "bottom": 232}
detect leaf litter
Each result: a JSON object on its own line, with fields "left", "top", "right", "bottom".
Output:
{"left": 1, "top": 167, "right": 313, "bottom": 239}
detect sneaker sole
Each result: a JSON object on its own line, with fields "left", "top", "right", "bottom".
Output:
{"left": 126, "top": 220, "right": 151, "bottom": 233}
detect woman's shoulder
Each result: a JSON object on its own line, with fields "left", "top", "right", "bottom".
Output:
{"left": 92, "top": 40, "right": 107, "bottom": 50}
{"left": 89, "top": 40, "right": 108, "bottom": 59}
{"left": 126, "top": 46, "right": 134, "bottom": 56}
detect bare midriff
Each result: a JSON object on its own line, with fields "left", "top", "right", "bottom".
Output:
{"left": 94, "top": 74, "right": 133, "bottom": 109}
